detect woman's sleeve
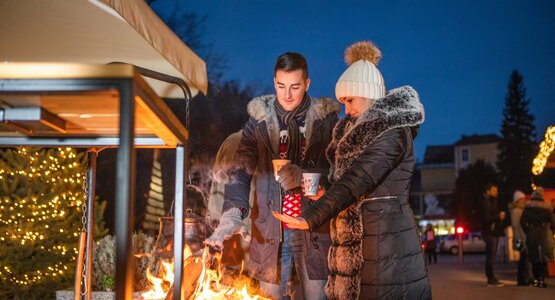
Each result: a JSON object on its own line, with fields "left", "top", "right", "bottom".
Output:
{"left": 520, "top": 208, "right": 529, "bottom": 231}
{"left": 303, "top": 128, "right": 408, "bottom": 230}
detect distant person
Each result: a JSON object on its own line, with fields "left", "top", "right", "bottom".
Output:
{"left": 480, "top": 183, "right": 506, "bottom": 287}
{"left": 273, "top": 41, "right": 431, "bottom": 299}
{"left": 208, "top": 130, "right": 249, "bottom": 222}
{"left": 509, "top": 190, "right": 532, "bottom": 286}
{"left": 520, "top": 187, "right": 555, "bottom": 288}
{"left": 424, "top": 224, "right": 437, "bottom": 264}
{"left": 205, "top": 52, "right": 340, "bottom": 299}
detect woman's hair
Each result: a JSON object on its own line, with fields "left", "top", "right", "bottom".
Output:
{"left": 274, "top": 52, "right": 308, "bottom": 79}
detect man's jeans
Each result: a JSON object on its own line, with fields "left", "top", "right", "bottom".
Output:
{"left": 259, "top": 230, "right": 327, "bottom": 300}
{"left": 483, "top": 235, "right": 499, "bottom": 280}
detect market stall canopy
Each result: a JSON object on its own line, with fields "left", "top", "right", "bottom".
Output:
{"left": 0, "top": 62, "right": 191, "bottom": 147}
{"left": 0, "top": 0, "right": 208, "bottom": 98}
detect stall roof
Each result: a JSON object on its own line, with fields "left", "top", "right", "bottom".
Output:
{"left": 0, "top": 0, "right": 207, "bottom": 98}
{"left": 0, "top": 62, "right": 189, "bottom": 147}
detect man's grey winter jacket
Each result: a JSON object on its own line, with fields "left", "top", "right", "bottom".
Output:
{"left": 223, "top": 94, "right": 340, "bottom": 284}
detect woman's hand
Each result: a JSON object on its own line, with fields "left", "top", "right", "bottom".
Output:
{"left": 272, "top": 212, "right": 309, "bottom": 230}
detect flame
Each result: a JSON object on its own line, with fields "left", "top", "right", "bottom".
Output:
{"left": 141, "top": 267, "right": 167, "bottom": 300}
{"left": 141, "top": 245, "right": 268, "bottom": 300}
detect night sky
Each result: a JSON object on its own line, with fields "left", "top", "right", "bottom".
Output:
{"left": 151, "top": 0, "right": 555, "bottom": 161}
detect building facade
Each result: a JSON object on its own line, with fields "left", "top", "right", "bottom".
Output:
{"left": 412, "top": 134, "right": 501, "bottom": 234}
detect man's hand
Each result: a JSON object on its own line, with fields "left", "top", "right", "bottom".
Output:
{"left": 205, "top": 208, "right": 250, "bottom": 250}
{"left": 277, "top": 163, "right": 304, "bottom": 190}
{"left": 272, "top": 211, "right": 309, "bottom": 230}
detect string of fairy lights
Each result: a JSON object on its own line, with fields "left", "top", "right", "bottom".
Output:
{"left": 532, "top": 126, "right": 555, "bottom": 176}
{"left": 0, "top": 147, "right": 84, "bottom": 286}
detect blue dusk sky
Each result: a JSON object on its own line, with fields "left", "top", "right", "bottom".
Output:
{"left": 151, "top": 0, "right": 555, "bottom": 161}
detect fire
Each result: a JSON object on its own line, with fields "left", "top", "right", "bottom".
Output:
{"left": 141, "top": 261, "right": 173, "bottom": 299}
{"left": 141, "top": 245, "right": 268, "bottom": 300}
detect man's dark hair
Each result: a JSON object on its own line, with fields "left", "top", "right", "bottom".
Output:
{"left": 274, "top": 52, "right": 309, "bottom": 79}
{"left": 485, "top": 183, "right": 498, "bottom": 192}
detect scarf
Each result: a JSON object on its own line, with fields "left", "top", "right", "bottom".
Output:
{"left": 274, "top": 94, "right": 311, "bottom": 163}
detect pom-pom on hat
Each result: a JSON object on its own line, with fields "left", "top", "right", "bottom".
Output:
{"left": 335, "top": 41, "right": 385, "bottom": 101}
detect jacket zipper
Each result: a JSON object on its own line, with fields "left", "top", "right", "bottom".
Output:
{"left": 362, "top": 195, "right": 398, "bottom": 201}
{"left": 254, "top": 123, "right": 282, "bottom": 241}
{"left": 255, "top": 123, "right": 277, "bottom": 158}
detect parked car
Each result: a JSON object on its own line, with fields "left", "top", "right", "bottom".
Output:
{"left": 440, "top": 232, "right": 486, "bottom": 254}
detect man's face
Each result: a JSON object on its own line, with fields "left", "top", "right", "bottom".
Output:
{"left": 274, "top": 69, "right": 310, "bottom": 111}
{"left": 487, "top": 186, "right": 499, "bottom": 198}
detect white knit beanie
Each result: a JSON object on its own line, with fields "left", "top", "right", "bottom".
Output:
{"left": 335, "top": 41, "right": 385, "bottom": 101}
{"left": 513, "top": 190, "right": 525, "bottom": 202}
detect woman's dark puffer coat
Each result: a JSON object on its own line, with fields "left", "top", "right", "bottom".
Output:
{"left": 520, "top": 199, "right": 555, "bottom": 264}
{"left": 303, "top": 86, "right": 431, "bottom": 299}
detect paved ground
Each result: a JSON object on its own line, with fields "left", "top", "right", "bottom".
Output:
{"left": 428, "top": 253, "right": 554, "bottom": 300}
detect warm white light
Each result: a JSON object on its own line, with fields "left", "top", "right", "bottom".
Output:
{"left": 532, "top": 126, "right": 555, "bottom": 175}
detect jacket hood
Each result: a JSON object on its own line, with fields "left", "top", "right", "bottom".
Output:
{"left": 246, "top": 94, "right": 340, "bottom": 157}
{"left": 328, "top": 86, "right": 424, "bottom": 180}
{"left": 350, "top": 85, "right": 424, "bottom": 130}
{"left": 525, "top": 199, "right": 552, "bottom": 210}
{"left": 246, "top": 94, "right": 340, "bottom": 122}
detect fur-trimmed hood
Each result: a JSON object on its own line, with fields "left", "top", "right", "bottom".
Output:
{"left": 327, "top": 85, "right": 424, "bottom": 180}
{"left": 524, "top": 199, "right": 552, "bottom": 210}
{"left": 246, "top": 94, "right": 340, "bottom": 156}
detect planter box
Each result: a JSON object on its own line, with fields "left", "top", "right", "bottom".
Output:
{"left": 56, "top": 290, "right": 115, "bottom": 300}
{"left": 56, "top": 290, "right": 145, "bottom": 300}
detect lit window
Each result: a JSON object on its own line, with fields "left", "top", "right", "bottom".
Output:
{"left": 461, "top": 149, "right": 469, "bottom": 162}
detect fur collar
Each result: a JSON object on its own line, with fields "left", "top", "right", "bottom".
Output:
{"left": 327, "top": 86, "right": 425, "bottom": 180}
{"left": 246, "top": 94, "right": 340, "bottom": 155}
{"left": 525, "top": 199, "right": 552, "bottom": 210}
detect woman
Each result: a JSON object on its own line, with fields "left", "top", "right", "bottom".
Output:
{"left": 520, "top": 187, "right": 555, "bottom": 288}
{"left": 509, "top": 190, "right": 532, "bottom": 286}
{"left": 424, "top": 224, "right": 437, "bottom": 264}
{"left": 273, "top": 41, "right": 431, "bottom": 299}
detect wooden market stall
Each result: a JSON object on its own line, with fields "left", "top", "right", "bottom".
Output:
{"left": 0, "top": 1, "right": 207, "bottom": 299}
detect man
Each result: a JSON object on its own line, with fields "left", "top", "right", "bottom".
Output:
{"left": 424, "top": 223, "right": 437, "bottom": 264}
{"left": 206, "top": 52, "right": 339, "bottom": 299}
{"left": 480, "top": 183, "right": 506, "bottom": 287}
{"left": 207, "top": 130, "right": 254, "bottom": 268}
{"left": 207, "top": 130, "right": 249, "bottom": 222}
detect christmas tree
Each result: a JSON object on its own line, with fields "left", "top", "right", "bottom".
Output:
{"left": 0, "top": 147, "right": 108, "bottom": 299}
{"left": 497, "top": 70, "right": 537, "bottom": 203}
